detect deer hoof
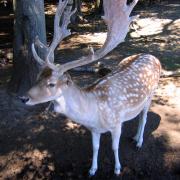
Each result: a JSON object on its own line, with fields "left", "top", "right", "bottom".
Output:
{"left": 136, "top": 141, "right": 143, "bottom": 148}
{"left": 133, "top": 136, "right": 143, "bottom": 148}
{"left": 89, "top": 168, "right": 97, "bottom": 177}
{"left": 114, "top": 167, "right": 121, "bottom": 176}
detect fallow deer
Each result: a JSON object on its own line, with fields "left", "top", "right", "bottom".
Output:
{"left": 20, "top": 0, "right": 161, "bottom": 176}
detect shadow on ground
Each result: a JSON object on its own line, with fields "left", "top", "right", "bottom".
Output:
{"left": 0, "top": 90, "right": 179, "bottom": 179}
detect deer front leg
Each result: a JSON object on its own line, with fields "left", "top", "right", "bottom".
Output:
{"left": 89, "top": 131, "right": 100, "bottom": 176}
{"left": 111, "top": 125, "right": 122, "bottom": 175}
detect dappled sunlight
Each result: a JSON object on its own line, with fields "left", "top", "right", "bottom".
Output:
{"left": 151, "top": 77, "right": 180, "bottom": 153}
{"left": 66, "top": 121, "right": 80, "bottom": 130}
{"left": 45, "top": 4, "right": 57, "bottom": 15}
{"left": 167, "top": 130, "right": 180, "bottom": 148}
{"left": 79, "top": 32, "right": 106, "bottom": 44}
{"left": 0, "top": 149, "right": 53, "bottom": 179}
{"left": 151, "top": 105, "right": 180, "bottom": 150}
{"left": 0, "top": 153, "right": 25, "bottom": 179}
{"left": 64, "top": 120, "right": 86, "bottom": 135}
{"left": 25, "top": 149, "right": 50, "bottom": 161}
{"left": 32, "top": 124, "right": 45, "bottom": 133}
{"left": 131, "top": 18, "right": 173, "bottom": 37}
{"left": 167, "top": 19, "right": 180, "bottom": 35}
{"left": 59, "top": 32, "right": 106, "bottom": 50}
{"left": 0, "top": 32, "right": 9, "bottom": 36}
{"left": 154, "top": 77, "right": 180, "bottom": 108}
{"left": 165, "top": 3, "right": 180, "bottom": 8}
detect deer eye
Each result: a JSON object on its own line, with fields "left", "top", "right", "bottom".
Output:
{"left": 48, "top": 83, "right": 56, "bottom": 88}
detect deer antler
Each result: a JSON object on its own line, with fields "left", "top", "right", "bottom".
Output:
{"left": 32, "top": 0, "right": 76, "bottom": 66}
{"left": 58, "top": 0, "right": 139, "bottom": 75}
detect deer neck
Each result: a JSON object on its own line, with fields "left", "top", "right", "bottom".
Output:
{"left": 54, "top": 84, "right": 98, "bottom": 127}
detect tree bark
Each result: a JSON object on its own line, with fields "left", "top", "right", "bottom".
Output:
{"left": 9, "top": 0, "right": 46, "bottom": 94}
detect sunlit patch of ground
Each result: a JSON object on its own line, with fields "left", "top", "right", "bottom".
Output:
{"left": 45, "top": 4, "right": 57, "bottom": 15}
{"left": 131, "top": 18, "right": 174, "bottom": 36}
{"left": 59, "top": 32, "right": 106, "bottom": 50}
{"left": 0, "top": 149, "right": 53, "bottom": 179}
{"left": 58, "top": 2, "right": 180, "bottom": 71}
{"left": 151, "top": 77, "right": 180, "bottom": 162}
{"left": 155, "top": 77, "right": 180, "bottom": 108}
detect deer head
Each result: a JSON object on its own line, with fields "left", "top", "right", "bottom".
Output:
{"left": 22, "top": 67, "right": 73, "bottom": 105}
{"left": 20, "top": 0, "right": 139, "bottom": 105}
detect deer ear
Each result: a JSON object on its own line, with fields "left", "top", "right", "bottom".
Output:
{"left": 64, "top": 73, "right": 72, "bottom": 85}
{"left": 66, "top": 79, "right": 71, "bottom": 85}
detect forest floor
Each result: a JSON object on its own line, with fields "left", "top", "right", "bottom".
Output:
{"left": 0, "top": 1, "right": 180, "bottom": 180}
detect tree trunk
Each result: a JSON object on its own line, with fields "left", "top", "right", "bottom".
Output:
{"left": 9, "top": 0, "right": 46, "bottom": 95}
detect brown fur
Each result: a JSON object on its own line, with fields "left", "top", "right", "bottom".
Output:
{"left": 85, "top": 54, "right": 141, "bottom": 93}
{"left": 118, "top": 54, "right": 141, "bottom": 71}
{"left": 38, "top": 67, "right": 53, "bottom": 80}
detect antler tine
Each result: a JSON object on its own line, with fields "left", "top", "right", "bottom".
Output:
{"left": 32, "top": 35, "right": 49, "bottom": 66}
{"left": 32, "top": 43, "right": 45, "bottom": 66}
{"left": 127, "top": 0, "right": 139, "bottom": 15}
{"left": 62, "top": 3, "right": 77, "bottom": 30}
{"left": 46, "top": 0, "right": 76, "bottom": 64}
{"left": 32, "top": 0, "right": 76, "bottom": 68}
{"left": 58, "top": 0, "right": 139, "bottom": 75}
{"left": 32, "top": 42, "right": 57, "bottom": 70}
{"left": 35, "top": 36, "right": 48, "bottom": 51}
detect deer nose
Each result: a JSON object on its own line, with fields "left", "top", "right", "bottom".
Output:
{"left": 19, "top": 96, "right": 29, "bottom": 104}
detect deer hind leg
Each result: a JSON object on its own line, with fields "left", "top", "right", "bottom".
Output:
{"left": 89, "top": 131, "right": 101, "bottom": 176}
{"left": 111, "top": 125, "right": 122, "bottom": 175}
{"left": 133, "top": 97, "right": 152, "bottom": 148}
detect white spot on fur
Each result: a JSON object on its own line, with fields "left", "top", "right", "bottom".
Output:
{"left": 123, "top": 88, "right": 127, "bottom": 93}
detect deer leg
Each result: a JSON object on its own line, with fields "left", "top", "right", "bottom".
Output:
{"left": 111, "top": 125, "right": 122, "bottom": 175}
{"left": 133, "top": 98, "right": 152, "bottom": 148}
{"left": 133, "top": 111, "right": 143, "bottom": 143}
{"left": 89, "top": 131, "right": 100, "bottom": 176}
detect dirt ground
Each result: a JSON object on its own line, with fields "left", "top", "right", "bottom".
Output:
{"left": 0, "top": 1, "right": 180, "bottom": 180}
